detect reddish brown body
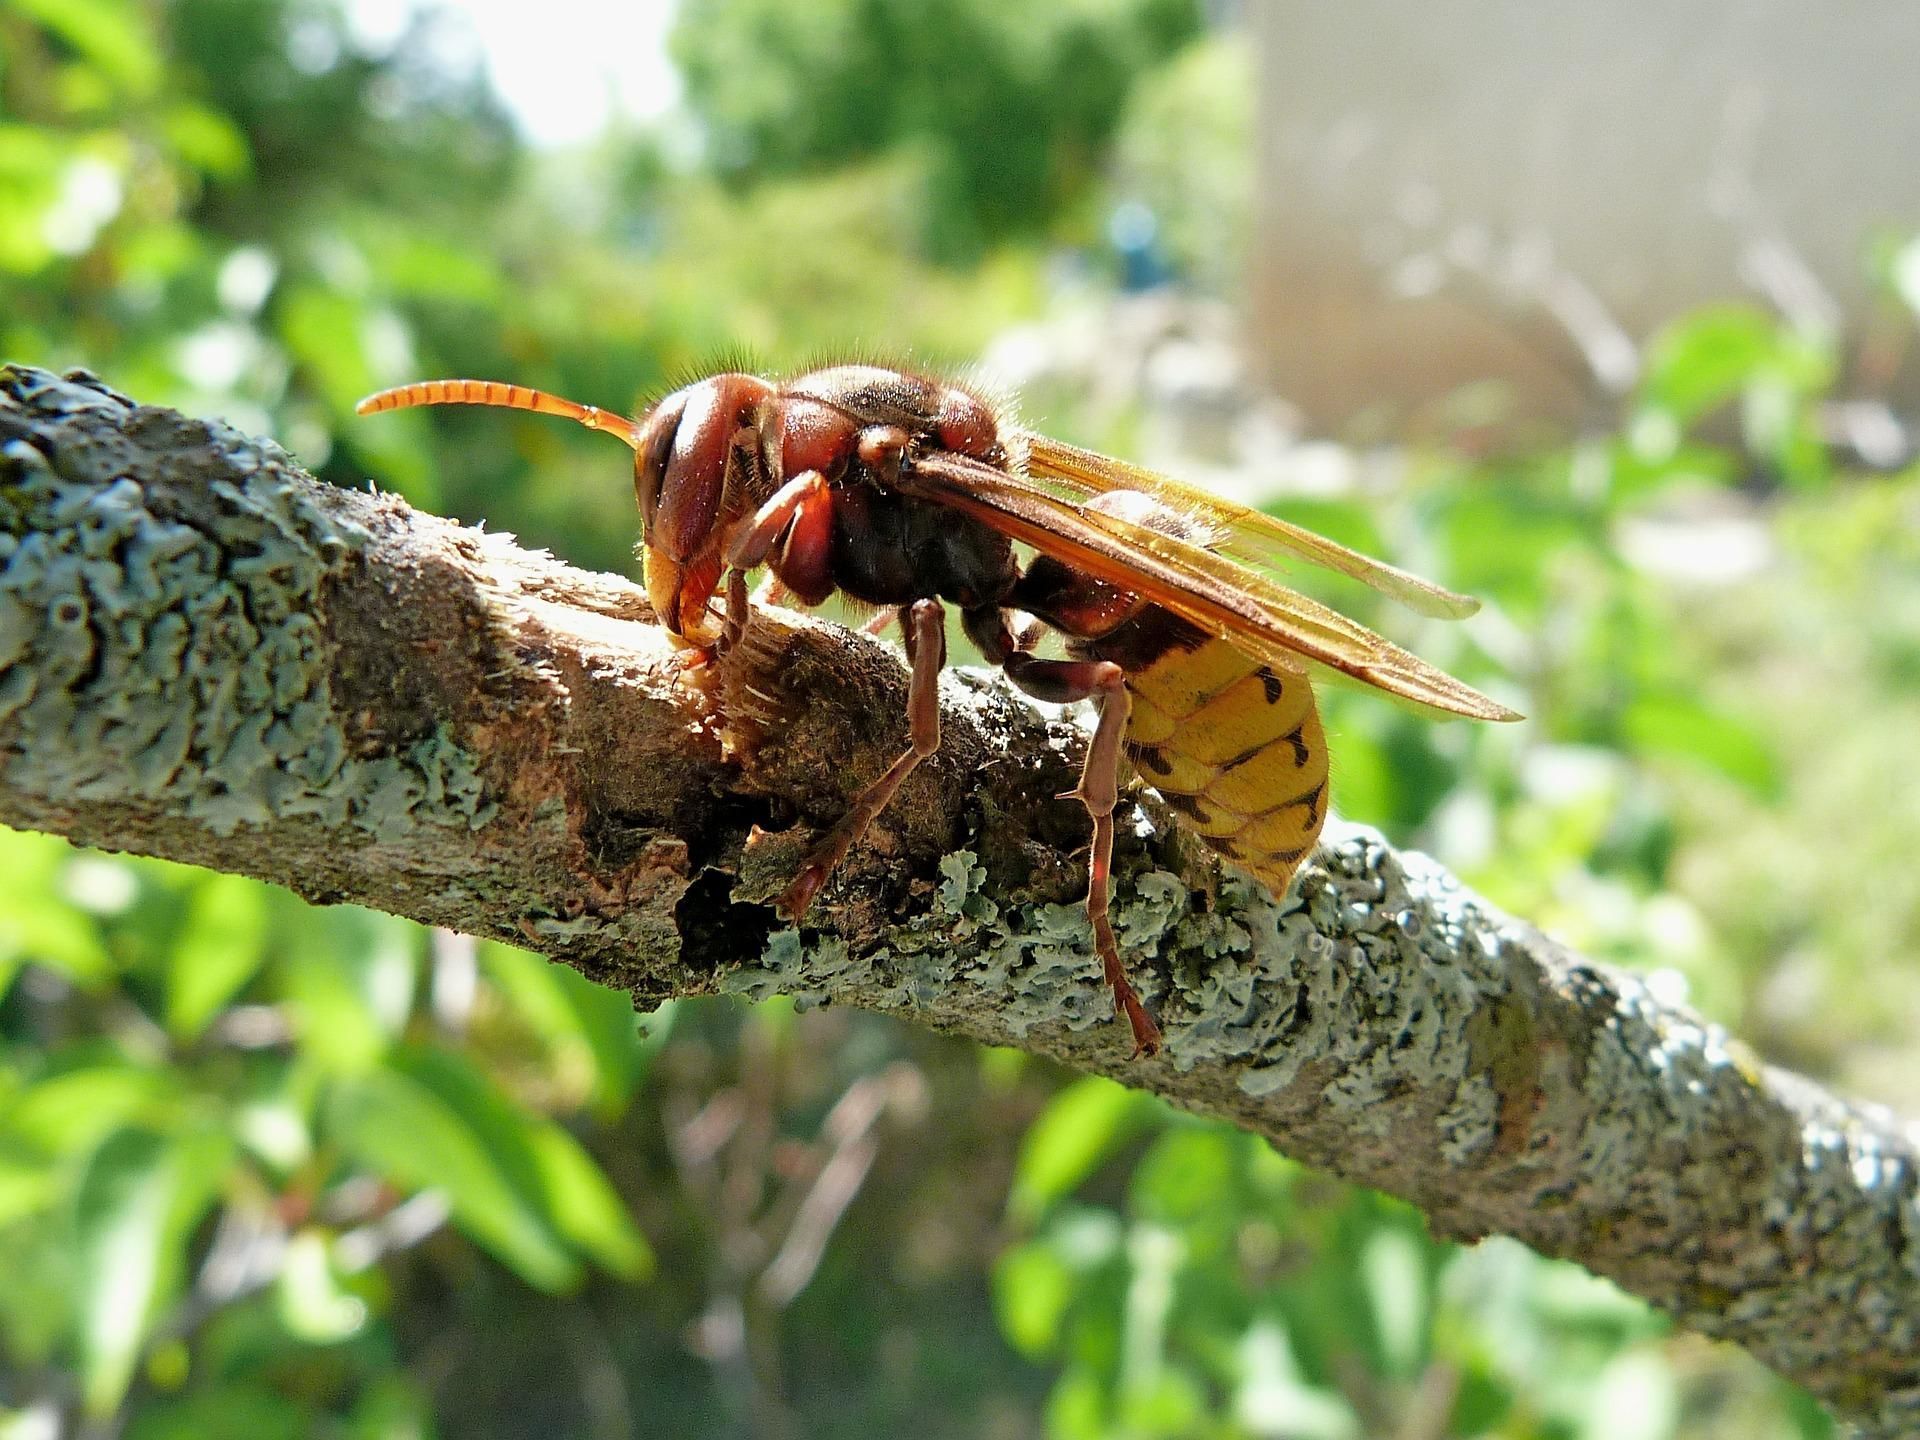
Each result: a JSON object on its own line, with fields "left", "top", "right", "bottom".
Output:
{"left": 620, "top": 364, "right": 1174, "bottom": 1047}
{"left": 358, "top": 363, "right": 1517, "bottom": 1054}
{"left": 627, "top": 367, "right": 1022, "bottom": 637}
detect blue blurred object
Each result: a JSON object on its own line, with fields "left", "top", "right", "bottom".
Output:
{"left": 1109, "top": 199, "right": 1173, "bottom": 290}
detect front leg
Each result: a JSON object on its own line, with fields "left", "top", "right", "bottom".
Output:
{"left": 714, "top": 469, "right": 833, "bottom": 655}
{"left": 778, "top": 598, "right": 947, "bottom": 920}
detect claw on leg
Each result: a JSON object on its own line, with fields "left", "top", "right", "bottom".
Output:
{"left": 670, "top": 639, "right": 718, "bottom": 674}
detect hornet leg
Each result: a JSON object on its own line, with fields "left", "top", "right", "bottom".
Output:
{"left": 999, "top": 644, "right": 1162, "bottom": 1057}
{"left": 716, "top": 469, "right": 832, "bottom": 655}
{"left": 779, "top": 598, "right": 946, "bottom": 920}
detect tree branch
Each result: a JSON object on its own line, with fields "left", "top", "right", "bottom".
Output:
{"left": 2, "top": 365, "right": 1914, "bottom": 1432}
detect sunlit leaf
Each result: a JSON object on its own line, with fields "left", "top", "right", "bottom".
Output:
{"left": 479, "top": 942, "right": 644, "bottom": 1113}
{"left": 1128, "top": 1124, "right": 1233, "bottom": 1227}
{"left": 1579, "top": 1350, "right": 1679, "bottom": 1440}
{"left": 1531, "top": 1260, "right": 1660, "bottom": 1334}
{"left": 364, "top": 231, "right": 502, "bottom": 304}
{"left": 1639, "top": 305, "right": 1781, "bottom": 425}
{"left": 1361, "top": 1228, "right": 1428, "bottom": 1379}
{"left": 993, "top": 1241, "right": 1074, "bottom": 1357}
{"left": 548, "top": 964, "right": 647, "bottom": 1112}
{"left": 1125, "top": 1364, "right": 1208, "bottom": 1434}
{"left": 1235, "top": 1319, "right": 1359, "bottom": 1440}
{"left": 166, "top": 873, "right": 271, "bottom": 1040}
{"left": 72, "top": 1127, "right": 229, "bottom": 1415}
{"left": 161, "top": 101, "right": 250, "bottom": 180}
{"left": 1009, "top": 1077, "right": 1155, "bottom": 1225}
{"left": 120, "top": 1383, "right": 313, "bottom": 1440}
{"left": 275, "top": 1230, "right": 368, "bottom": 1343}
{"left": 389, "top": 1045, "right": 646, "bottom": 1278}
{"left": 526, "top": 1124, "right": 652, "bottom": 1280}
{"left": 279, "top": 282, "right": 378, "bottom": 417}
{"left": 282, "top": 908, "right": 420, "bottom": 1072}
{"left": 326, "top": 1064, "right": 577, "bottom": 1293}
{"left": 10, "top": 0, "right": 162, "bottom": 97}
{"left": 1044, "top": 1364, "right": 1107, "bottom": 1440}
{"left": 0, "top": 1147, "right": 60, "bottom": 1227}
{"left": 0, "top": 832, "right": 113, "bottom": 989}
{"left": 8, "top": 1067, "right": 185, "bottom": 1159}
{"left": 230, "top": 1061, "right": 316, "bottom": 1176}
{"left": 345, "top": 1373, "right": 436, "bottom": 1440}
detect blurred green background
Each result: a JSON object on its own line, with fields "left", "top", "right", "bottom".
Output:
{"left": 2, "top": 0, "right": 1915, "bottom": 1435}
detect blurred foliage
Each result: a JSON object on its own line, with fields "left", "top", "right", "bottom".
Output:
{"left": 670, "top": 0, "right": 1202, "bottom": 259}
{"left": 0, "top": 831, "right": 655, "bottom": 1427}
{"left": 992, "top": 1088, "right": 1833, "bottom": 1440}
{"left": 3, "top": 0, "right": 1915, "bottom": 1435}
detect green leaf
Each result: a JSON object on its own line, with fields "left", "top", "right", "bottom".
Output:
{"left": 1638, "top": 305, "right": 1780, "bottom": 425}
{"left": 1362, "top": 1227, "right": 1429, "bottom": 1379}
{"left": 0, "top": 1146, "right": 60, "bottom": 1226}
{"left": 1008, "top": 1077, "right": 1154, "bottom": 1225}
{"left": 1531, "top": 1260, "right": 1659, "bottom": 1334}
{"left": 9, "top": 0, "right": 162, "bottom": 97}
{"left": 1578, "top": 1351, "right": 1679, "bottom": 1440}
{"left": 275, "top": 1229, "right": 367, "bottom": 1343}
{"left": 1622, "top": 693, "right": 1782, "bottom": 798}
{"left": 551, "top": 963, "right": 647, "bottom": 1111}
{"left": 1045, "top": 1364, "right": 1108, "bottom": 1440}
{"left": 345, "top": 1374, "right": 435, "bottom": 1440}
{"left": 0, "top": 832, "right": 112, "bottom": 989}
{"left": 1125, "top": 1365, "right": 1208, "bottom": 1435}
{"left": 161, "top": 101, "right": 250, "bottom": 180}
{"left": 526, "top": 1124, "right": 652, "bottom": 1280}
{"left": 230, "top": 1061, "right": 317, "bottom": 1175}
{"left": 280, "top": 282, "right": 374, "bottom": 405}
{"left": 365, "top": 230, "right": 503, "bottom": 304}
{"left": 479, "top": 942, "right": 644, "bottom": 1113}
{"left": 1235, "top": 1320, "right": 1359, "bottom": 1440}
{"left": 72, "top": 1127, "right": 229, "bottom": 1416}
{"left": 123, "top": 1384, "right": 313, "bottom": 1440}
{"left": 1129, "top": 1125, "right": 1234, "bottom": 1226}
{"left": 166, "top": 873, "right": 270, "bottom": 1040}
{"left": 326, "top": 1064, "right": 577, "bottom": 1293}
{"left": 7, "top": 1067, "right": 185, "bottom": 1159}
{"left": 392, "top": 1046, "right": 647, "bottom": 1278}
{"left": 282, "top": 907, "right": 420, "bottom": 1072}
{"left": 993, "top": 1241, "right": 1074, "bottom": 1357}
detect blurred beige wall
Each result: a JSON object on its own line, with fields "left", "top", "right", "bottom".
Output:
{"left": 1248, "top": 2, "right": 1920, "bottom": 434}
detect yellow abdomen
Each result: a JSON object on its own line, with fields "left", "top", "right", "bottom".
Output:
{"left": 1118, "top": 633, "right": 1329, "bottom": 897}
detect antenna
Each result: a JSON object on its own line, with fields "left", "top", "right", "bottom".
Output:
{"left": 355, "top": 379, "right": 644, "bottom": 450}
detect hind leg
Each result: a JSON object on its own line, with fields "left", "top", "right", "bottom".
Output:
{"left": 998, "top": 646, "right": 1161, "bottom": 1056}
{"left": 778, "top": 597, "right": 947, "bottom": 920}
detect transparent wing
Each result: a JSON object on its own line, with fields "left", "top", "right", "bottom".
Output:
{"left": 900, "top": 452, "right": 1521, "bottom": 723}
{"left": 1018, "top": 431, "right": 1480, "bottom": 620}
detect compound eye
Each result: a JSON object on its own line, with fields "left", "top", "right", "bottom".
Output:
{"left": 632, "top": 390, "right": 689, "bottom": 532}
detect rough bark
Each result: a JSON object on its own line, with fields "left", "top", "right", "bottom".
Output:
{"left": 1, "top": 365, "right": 1915, "bottom": 1432}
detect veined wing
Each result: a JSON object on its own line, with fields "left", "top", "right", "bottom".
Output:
{"left": 1017, "top": 431, "right": 1480, "bottom": 621}
{"left": 899, "top": 451, "right": 1521, "bottom": 723}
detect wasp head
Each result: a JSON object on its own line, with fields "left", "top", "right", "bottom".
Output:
{"left": 632, "top": 373, "right": 777, "bottom": 644}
